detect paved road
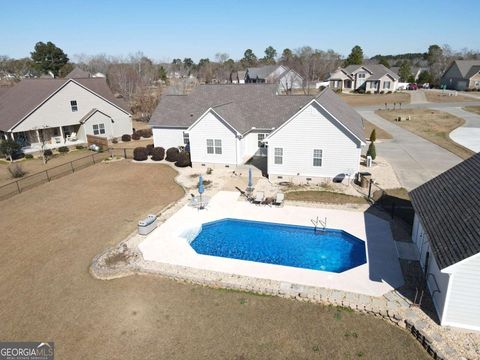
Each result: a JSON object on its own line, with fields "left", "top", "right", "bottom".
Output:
{"left": 359, "top": 110, "right": 462, "bottom": 190}
{"left": 432, "top": 107, "right": 480, "bottom": 152}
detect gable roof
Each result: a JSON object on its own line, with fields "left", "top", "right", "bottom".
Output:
{"left": 246, "top": 65, "right": 283, "bottom": 80}
{"left": 410, "top": 153, "right": 480, "bottom": 270}
{"left": 66, "top": 67, "right": 92, "bottom": 79}
{"left": 343, "top": 64, "right": 399, "bottom": 81}
{"left": 149, "top": 84, "right": 365, "bottom": 141}
{"left": 465, "top": 65, "right": 480, "bottom": 79}
{"left": 450, "top": 60, "right": 480, "bottom": 78}
{"left": 0, "top": 78, "right": 129, "bottom": 131}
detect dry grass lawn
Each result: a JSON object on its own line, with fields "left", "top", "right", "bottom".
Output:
{"left": 364, "top": 120, "right": 392, "bottom": 140}
{"left": 0, "top": 161, "right": 429, "bottom": 359}
{"left": 464, "top": 106, "right": 480, "bottom": 115}
{"left": 285, "top": 190, "right": 368, "bottom": 205}
{"left": 375, "top": 108, "right": 475, "bottom": 159}
{"left": 339, "top": 92, "right": 410, "bottom": 107}
{"left": 424, "top": 91, "right": 476, "bottom": 103}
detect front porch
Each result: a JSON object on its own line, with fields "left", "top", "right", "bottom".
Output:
{"left": 6, "top": 125, "right": 86, "bottom": 153}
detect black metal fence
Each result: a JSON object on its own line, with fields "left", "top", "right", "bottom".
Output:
{"left": 0, "top": 149, "right": 134, "bottom": 200}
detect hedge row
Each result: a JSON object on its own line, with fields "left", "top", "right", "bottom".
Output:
{"left": 132, "top": 146, "right": 190, "bottom": 167}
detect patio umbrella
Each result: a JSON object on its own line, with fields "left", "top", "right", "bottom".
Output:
{"left": 247, "top": 167, "right": 253, "bottom": 192}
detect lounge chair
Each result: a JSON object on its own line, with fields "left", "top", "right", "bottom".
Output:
{"left": 273, "top": 192, "right": 284, "bottom": 206}
{"left": 66, "top": 132, "right": 77, "bottom": 142}
{"left": 252, "top": 191, "right": 264, "bottom": 204}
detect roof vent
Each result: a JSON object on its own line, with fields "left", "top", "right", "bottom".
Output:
{"left": 190, "top": 113, "right": 193, "bottom": 117}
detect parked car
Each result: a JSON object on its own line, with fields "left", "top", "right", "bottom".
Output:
{"left": 408, "top": 83, "right": 418, "bottom": 90}
{"left": 422, "top": 83, "right": 430, "bottom": 89}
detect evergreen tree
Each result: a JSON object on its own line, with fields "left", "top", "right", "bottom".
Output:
{"left": 344, "top": 45, "right": 364, "bottom": 66}
{"left": 30, "top": 41, "right": 69, "bottom": 77}
{"left": 398, "top": 61, "right": 412, "bottom": 82}
{"left": 369, "top": 129, "right": 377, "bottom": 143}
{"left": 367, "top": 142, "right": 376, "bottom": 160}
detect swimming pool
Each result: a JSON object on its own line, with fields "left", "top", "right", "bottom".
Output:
{"left": 189, "top": 218, "right": 366, "bottom": 273}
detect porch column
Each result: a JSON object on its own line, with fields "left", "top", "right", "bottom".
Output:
{"left": 59, "top": 126, "right": 65, "bottom": 143}
{"left": 10, "top": 132, "right": 14, "bottom": 141}
{"left": 3, "top": 133, "right": 8, "bottom": 140}
{"left": 36, "top": 129, "right": 41, "bottom": 143}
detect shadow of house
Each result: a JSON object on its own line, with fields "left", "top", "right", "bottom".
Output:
{"left": 246, "top": 156, "right": 268, "bottom": 177}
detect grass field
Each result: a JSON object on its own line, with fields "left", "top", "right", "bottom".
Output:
{"left": 340, "top": 92, "right": 410, "bottom": 107}
{"left": 464, "top": 106, "right": 480, "bottom": 115}
{"left": 285, "top": 190, "right": 368, "bottom": 205}
{"left": 0, "top": 161, "right": 429, "bottom": 359}
{"left": 424, "top": 91, "right": 476, "bottom": 103}
{"left": 364, "top": 119, "right": 393, "bottom": 140}
{"left": 375, "top": 108, "right": 475, "bottom": 159}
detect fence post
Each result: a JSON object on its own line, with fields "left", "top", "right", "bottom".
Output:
{"left": 368, "top": 179, "right": 373, "bottom": 200}
{"left": 70, "top": 161, "right": 75, "bottom": 173}
{"left": 92, "top": 154, "right": 95, "bottom": 164}
{"left": 45, "top": 170, "right": 50, "bottom": 182}
{"left": 124, "top": 148, "right": 127, "bottom": 159}
{"left": 16, "top": 180, "right": 21, "bottom": 194}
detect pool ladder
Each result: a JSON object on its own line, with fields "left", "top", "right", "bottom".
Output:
{"left": 311, "top": 216, "right": 327, "bottom": 233}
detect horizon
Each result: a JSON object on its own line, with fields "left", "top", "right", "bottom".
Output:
{"left": 1, "top": 0, "right": 479, "bottom": 62}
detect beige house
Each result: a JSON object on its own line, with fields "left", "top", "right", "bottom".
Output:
{"left": 328, "top": 64, "right": 399, "bottom": 93}
{"left": 440, "top": 60, "right": 480, "bottom": 91}
{"left": 0, "top": 78, "right": 131, "bottom": 153}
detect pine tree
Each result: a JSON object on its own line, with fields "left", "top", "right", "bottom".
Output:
{"left": 367, "top": 142, "right": 376, "bottom": 160}
{"left": 369, "top": 129, "right": 377, "bottom": 143}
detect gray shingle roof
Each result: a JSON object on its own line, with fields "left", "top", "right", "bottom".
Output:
{"left": 344, "top": 64, "right": 399, "bottom": 81}
{"left": 149, "top": 84, "right": 365, "bottom": 141}
{"left": 246, "top": 65, "right": 282, "bottom": 80}
{"left": 465, "top": 65, "right": 480, "bottom": 79}
{"left": 66, "top": 67, "right": 92, "bottom": 79}
{"left": 452, "top": 60, "right": 480, "bottom": 78}
{"left": 410, "top": 153, "right": 480, "bottom": 270}
{"left": 0, "top": 78, "right": 129, "bottom": 131}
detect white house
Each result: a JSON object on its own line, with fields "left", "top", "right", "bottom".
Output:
{"left": 0, "top": 78, "right": 131, "bottom": 152}
{"left": 410, "top": 153, "right": 480, "bottom": 331}
{"left": 150, "top": 84, "right": 365, "bottom": 182}
{"left": 244, "top": 65, "right": 304, "bottom": 92}
{"left": 329, "top": 64, "right": 399, "bottom": 93}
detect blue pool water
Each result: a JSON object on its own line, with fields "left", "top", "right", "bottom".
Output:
{"left": 190, "top": 219, "right": 366, "bottom": 273}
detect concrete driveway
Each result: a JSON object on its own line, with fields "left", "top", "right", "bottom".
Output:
{"left": 432, "top": 107, "right": 480, "bottom": 152}
{"left": 359, "top": 111, "right": 462, "bottom": 190}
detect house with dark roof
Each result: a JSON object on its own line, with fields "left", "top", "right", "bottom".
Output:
{"left": 328, "top": 64, "right": 399, "bottom": 93}
{"left": 440, "top": 60, "right": 480, "bottom": 91}
{"left": 244, "top": 65, "right": 304, "bottom": 91}
{"left": 410, "top": 152, "right": 480, "bottom": 331}
{"left": 0, "top": 78, "right": 131, "bottom": 152}
{"left": 149, "top": 84, "right": 365, "bottom": 182}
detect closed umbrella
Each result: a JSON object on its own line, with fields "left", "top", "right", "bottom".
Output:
{"left": 198, "top": 175, "right": 204, "bottom": 209}
{"left": 247, "top": 167, "right": 253, "bottom": 192}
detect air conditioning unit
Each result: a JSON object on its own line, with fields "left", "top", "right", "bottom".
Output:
{"left": 366, "top": 155, "right": 372, "bottom": 167}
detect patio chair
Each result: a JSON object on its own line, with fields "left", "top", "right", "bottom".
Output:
{"left": 273, "top": 192, "right": 284, "bottom": 206}
{"left": 66, "top": 132, "right": 77, "bottom": 142}
{"left": 252, "top": 191, "right": 264, "bottom": 204}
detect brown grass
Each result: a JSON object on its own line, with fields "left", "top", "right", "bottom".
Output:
{"left": 0, "top": 162, "right": 429, "bottom": 359}
{"left": 375, "top": 109, "right": 474, "bottom": 159}
{"left": 285, "top": 190, "right": 368, "bottom": 204}
{"left": 424, "top": 91, "right": 476, "bottom": 103}
{"left": 339, "top": 92, "right": 410, "bottom": 107}
{"left": 364, "top": 120, "right": 392, "bottom": 140}
{"left": 464, "top": 106, "right": 480, "bottom": 115}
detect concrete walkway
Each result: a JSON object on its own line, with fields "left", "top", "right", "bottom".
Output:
{"left": 359, "top": 111, "right": 462, "bottom": 190}
{"left": 431, "top": 107, "right": 480, "bottom": 152}
{"left": 409, "top": 90, "right": 428, "bottom": 104}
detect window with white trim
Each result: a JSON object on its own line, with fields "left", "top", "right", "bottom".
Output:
{"left": 358, "top": 73, "right": 366, "bottom": 79}
{"left": 93, "top": 123, "right": 105, "bottom": 135}
{"left": 383, "top": 81, "right": 391, "bottom": 89}
{"left": 313, "top": 149, "right": 323, "bottom": 167}
{"left": 274, "top": 148, "right": 283, "bottom": 164}
{"left": 258, "top": 133, "right": 267, "bottom": 147}
{"left": 206, "top": 139, "right": 214, "bottom": 154}
{"left": 370, "top": 81, "right": 377, "bottom": 89}
{"left": 214, "top": 139, "right": 222, "bottom": 154}
{"left": 183, "top": 132, "right": 189, "bottom": 145}
{"left": 70, "top": 100, "right": 78, "bottom": 112}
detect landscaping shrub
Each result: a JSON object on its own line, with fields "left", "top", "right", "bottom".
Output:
{"left": 175, "top": 151, "right": 191, "bottom": 167}
{"left": 367, "top": 142, "right": 377, "bottom": 160}
{"left": 133, "top": 147, "right": 148, "bottom": 161}
{"left": 43, "top": 149, "right": 53, "bottom": 157}
{"left": 165, "top": 147, "right": 180, "bottom": 162}
{"left": 76, "top": 145, "right": 85, "bottom": 150}
{"left": 121, "top": 134, "right": 131, "bottom": 142}
{"left": 8, "top": 163, "right": 25, "bottom": 178}
{"left": 151, "top": 147, "right": 165, "bottom": 161}
{"left": 25, "top": 154, "right": 33, "bottom": 159}
{"left": 135, "top": 128, "right": 153, "bottom": 138}
{"left": 369, "top": 129, "right": 377, "bottom": 143}
{"left": 58, "top": 146, "right": 69, "bottom": 154}
{"left": 131, "top": 133, "right": 141, "bottom": 140}
{"left": 387, "top": 91, "right": 393, "bottom": 94}
{"left": 112, "top": 137, "right": 118, "bottom": 144}
{"left": 146, "top": 144, "right": 154, "bottom": 155}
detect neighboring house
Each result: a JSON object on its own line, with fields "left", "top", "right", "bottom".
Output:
{"left": 244, "top": 65, "right": 304, "bottom": 91}
{"left": 65, "top": 67, "right": 107, "bottom": 79}
{"left": 440, "top": 60, "right": 480, "bottom": 90}
{"left": 328, "top": 64, "right": 399, "bottom": 93}
{"left": 0, "top": 78, "right": 132, "bottom": 152}
{"left": 231, "top": 70, "right": 246, "bottom": 84}
{"left": 390, "top": 66, "right": 429, "bottom": 81}
{"left": 149, "top": 84, "right": 365, "bottom": 182}
{"left": 410, "top": 153, "right": 480, "bottom": 331}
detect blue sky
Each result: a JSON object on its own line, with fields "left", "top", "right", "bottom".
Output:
{"left": 1, "top": 0, "right": 479, "bottom": 62}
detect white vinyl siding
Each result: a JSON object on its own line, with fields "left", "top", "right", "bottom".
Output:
{"left": 188, "top": 111, "right": 239, "bottom": 165}
{"left": 152, "top": 127, "right": 186, "bottom": 149}
{"left": 274, "top": 148, "right": 283, "bottom": 164}
{"left": 267, "top": 102, "right": 361, "bottom": 179}
{"left": 313, "top": 149, "right": 322, "bottom": 166}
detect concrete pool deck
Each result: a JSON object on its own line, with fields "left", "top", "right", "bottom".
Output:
{"left": 138, "top": 191, "right": 404, "bottom": 297}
